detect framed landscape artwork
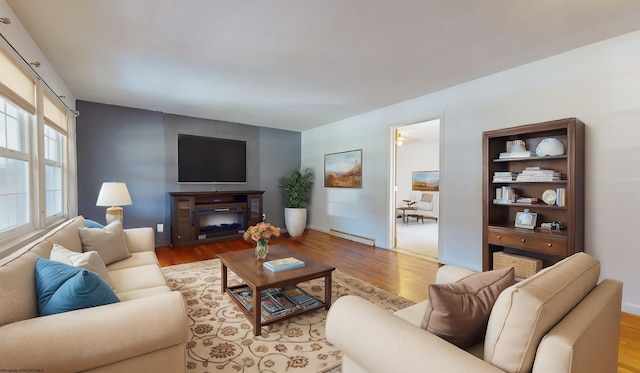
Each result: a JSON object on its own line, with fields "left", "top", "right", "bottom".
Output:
{"left": 324, "top": 149, "right": 362, "bottom": 188}
{"left": 412, "top": 170, "right": 439, "bottom": 191}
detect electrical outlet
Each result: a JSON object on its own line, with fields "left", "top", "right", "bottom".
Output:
{"left": 157, "top": 224, "right": 163, "bottom": 233}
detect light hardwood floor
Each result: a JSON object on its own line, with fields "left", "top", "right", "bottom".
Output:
{"left": 156, "top": 229, "right": 640, "bottom": 372}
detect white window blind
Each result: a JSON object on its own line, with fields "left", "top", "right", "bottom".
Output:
{"left": 44, "top": 90, "right": 67, "bottom": 133}
{"left": 0, "top": 47, "right": 35, "bottom": 115}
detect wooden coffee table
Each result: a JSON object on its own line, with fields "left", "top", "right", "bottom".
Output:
{"left": 396, "top": 206, "right": 417, "bottom": 224}
{"left": 218, "top": 244, "right": 335, "bottom": 336}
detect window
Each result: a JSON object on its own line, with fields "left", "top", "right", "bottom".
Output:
{"left": 0, "top": 47, "right": 73, "bottom": 252}
{"left": 44, "top": 124, "right": 65, "bottom": 218}
{"left": 0, "top": 97, "right": 30, "bottom": 233}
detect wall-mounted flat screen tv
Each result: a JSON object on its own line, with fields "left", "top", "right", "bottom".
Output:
{"left": 177, "top": 134, "right": 247, "bottom": 183}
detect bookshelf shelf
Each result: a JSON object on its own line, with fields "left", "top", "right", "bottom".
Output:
{"left": 493, "top": 155, "right": 568, "bottom": 163}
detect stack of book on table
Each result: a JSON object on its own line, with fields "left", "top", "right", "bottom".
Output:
{"left": 263, "top": 257, "right": 305, "bottom": 272}
{"left": 229, "top": 285, "right": 321, "bottom": 321}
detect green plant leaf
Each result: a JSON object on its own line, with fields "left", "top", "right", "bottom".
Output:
{"left": 279, "top": 168, "right": 313, "bottom": 208}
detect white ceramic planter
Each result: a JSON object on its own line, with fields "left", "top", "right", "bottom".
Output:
{"left": 284, "top": 208, "right": 307, "bottom": 237}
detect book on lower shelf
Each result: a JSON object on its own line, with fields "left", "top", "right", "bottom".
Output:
{"left": 261, "top": 289, "right": 299, "bottom": 321}
{"left": 281, "top": 285, "right": 321, "bottom": 309}
{"left": 230, "top": 285, "right": 321, "bottom": 321}
{"left": 229, "top": 285, "right": 255, "bottom": 309}
{"left": 515, "top": 197, "right": 538, "bottom": 204}
{"left": 263, "top": 257, "right": 305, "bottom": 272}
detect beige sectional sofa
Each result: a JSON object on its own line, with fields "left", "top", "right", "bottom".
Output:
{"left": 327, "top": 252, "right": 623, "bottom": 373}
{"left": 0, "top": 216, "right": 188, "bottom": 372}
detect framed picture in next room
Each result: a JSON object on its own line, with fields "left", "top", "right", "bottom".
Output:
{"left": 324, "top": 149, "right": 362, "bottom": 188}
{"left": 412, "top": 171, "right": 439, "bottom": 191}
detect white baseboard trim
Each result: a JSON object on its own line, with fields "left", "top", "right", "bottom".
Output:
{"left": 328, "top": 228, "right": 376, "bottom": 246}
{"left": 622, "top": 301, "right": 640, "bottom": 316}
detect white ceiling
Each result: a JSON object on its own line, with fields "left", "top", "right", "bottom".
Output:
{"left": 7, "top": 0, "right": 640, "bottom": 132}
{"left": 397, "top": 118, "right": 440, "bottom": 145}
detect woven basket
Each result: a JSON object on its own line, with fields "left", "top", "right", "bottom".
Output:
{"left": 493, "top": 251, "right": 542, "bottom": 278}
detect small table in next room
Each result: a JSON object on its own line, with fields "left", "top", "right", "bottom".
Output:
{"left": 218, "top": 245, "right": 335, "bottom": 336}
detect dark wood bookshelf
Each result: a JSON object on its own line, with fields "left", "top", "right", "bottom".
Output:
{"left": 482, "top": 118, "right": 585, "bottom": 271}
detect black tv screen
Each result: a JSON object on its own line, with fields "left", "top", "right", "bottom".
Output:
{"left": 177, "top": 134, "right": 247, "bottom": 183}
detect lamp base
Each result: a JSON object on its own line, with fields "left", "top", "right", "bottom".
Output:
{"left": 105, "top": 206, "right": 124, "bottom": 226}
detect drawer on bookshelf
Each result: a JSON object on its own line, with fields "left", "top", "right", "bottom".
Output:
{"left": 487, "top": 227, "right": 567, "bottom": 257}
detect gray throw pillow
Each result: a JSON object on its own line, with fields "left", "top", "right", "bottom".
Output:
{"left": 78, "top": 220, "right": 131, "bottom": 265}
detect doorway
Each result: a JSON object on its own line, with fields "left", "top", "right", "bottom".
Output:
{"left": 392, "top": 118, "right": 441, "bottom": 260}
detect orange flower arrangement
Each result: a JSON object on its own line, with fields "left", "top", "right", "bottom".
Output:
{"left": 243, "top": 222, "right": 281, "bottom": 246}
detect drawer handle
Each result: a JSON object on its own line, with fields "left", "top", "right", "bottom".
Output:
{"left": 521, "top": 238, "right": 526, "bottom": 243}
{"left": 496, "top": 235, "right": 501, "bottom": 239}
{"left": 548, "top": 243, "right": 552, "bottom": 247}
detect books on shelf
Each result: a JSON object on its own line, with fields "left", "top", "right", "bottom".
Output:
{"left": 499, "top": 151, "right": 534, "bottom": 159}
{"left": 230, "top": 285, "right": 255, "bottom": 309}
{"left": 516, "top": 169, "right": 561, "bottom": 182}
{"left": 556, "top": 187, "right": 566, "bottom": 207}
{"left": 281, "top": 286, "right": 321, "bottom": 309}
{"left": 493, "top": 171, "right": 518, "bottom": 182}
{"left": 261, "top": 290, "right": 298, "bottom": 320}
{"left": 515, "top": 197, "right": 539, "bottom": 204}
{"left": 263, "top": 257, "right": 305, "bottom": 272}
{"left": 495, "top": 186, "right": 516, "bottom": 204}
{"left": 229, "top": 285, "right": 321, "bottom": 322}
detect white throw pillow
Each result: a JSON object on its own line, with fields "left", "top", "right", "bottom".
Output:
{"left": 78, "top": 220, "right": 131, "bottom": 265}
{"left": 50, "top": 244, "right": 115, "bottom": 290}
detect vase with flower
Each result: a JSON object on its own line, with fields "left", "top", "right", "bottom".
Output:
{"left": 243, "top": 222, "right": 281, "bottom": 259}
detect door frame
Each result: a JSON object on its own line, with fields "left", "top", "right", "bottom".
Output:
{"left": 388, "top": 114, "right": 445, "bottom": 257}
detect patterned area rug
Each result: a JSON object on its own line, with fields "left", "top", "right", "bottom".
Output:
{"left": 161, "top": 259, "right": 414, "bottom": 373}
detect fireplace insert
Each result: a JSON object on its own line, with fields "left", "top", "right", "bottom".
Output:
{"left": 196, "top": 202, "right": 246, "bottom": 239}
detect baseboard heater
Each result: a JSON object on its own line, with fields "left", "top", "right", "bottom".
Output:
{"left": 329, "top": 228, "right": 375, "bottom": 246}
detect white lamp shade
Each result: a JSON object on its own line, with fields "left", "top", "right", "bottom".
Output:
{"left": 96, "top": 182, "right": 132, "bottom": 207}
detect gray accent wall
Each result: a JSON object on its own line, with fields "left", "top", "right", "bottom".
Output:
{"left": 77, "top": 101, "right": 300, "bottom": 244}
{"left": 259, "top": 126, "right": 302, "bottom": 226}
{"left": 76, "top": 101, "right": 166, "bottom": 235}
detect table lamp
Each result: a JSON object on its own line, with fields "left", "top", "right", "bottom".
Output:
{"left": 96, "top": 182, "right": 132, "bottom": 225}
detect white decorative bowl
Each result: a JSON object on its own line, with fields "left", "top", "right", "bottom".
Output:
{"left": 536, "top": 138, "right": 565, "bottom": 156}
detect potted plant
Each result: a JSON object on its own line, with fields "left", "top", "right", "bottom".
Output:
{"left": 278, "top": 168, "right": 313, "bottom": 237}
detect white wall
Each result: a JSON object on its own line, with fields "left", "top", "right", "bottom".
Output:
{"left": 302, "top": 30, "right": 640, "bottom": 314}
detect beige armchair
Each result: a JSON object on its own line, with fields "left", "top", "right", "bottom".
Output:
{"left": 412, "top": 191, "right": 438, "bottom": 221}
{"left": 327, "top": 253, "right": 622, "bottom": 373}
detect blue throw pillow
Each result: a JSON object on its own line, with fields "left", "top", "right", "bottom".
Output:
{"left": 85, "top": 219, "right": 104, "bottom": 229}
{"left": 35, "top": 258, "right": 119, "bottom": 316}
